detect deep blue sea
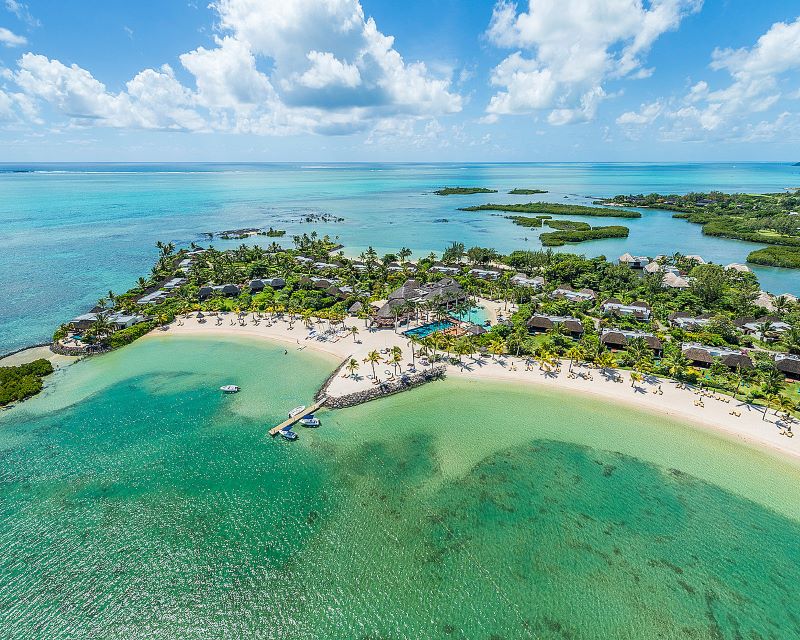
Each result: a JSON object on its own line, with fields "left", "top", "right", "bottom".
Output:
{"left": 2, "top": 162, "right": 799, "bottom": 353}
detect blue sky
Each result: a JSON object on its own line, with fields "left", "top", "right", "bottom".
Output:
{"left": 1, "top": 0, "right": 799, "bottom": 162}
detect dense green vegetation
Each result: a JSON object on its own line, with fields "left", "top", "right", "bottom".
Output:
{"left": 0, "top": 359, "right": 54, "bottom": 406}
{"left": 106, "top": 320, "right": 159, "bottom": 349}
{"left": 265, "top": 227, "right": 286, "bottom": 237}
{"left": 506, "top": 215, "right": 543, "bottom": 228}
{"left": 747, "top": 246, "right": 800, "bottom": 268}
{"left": 434, "top": 187, "right": 497, "bottom": 195}
{"left": 509, "top": 188, "right": 548, "bottom": 195}
{"left": 460, "top": 202, "right": 641, "bottom": 218}
{"left": 540, "top": 225, "right": 629, "bottom": 246}
{"left": 600, "top": 191, "right": 800, "bottom": 256}
{"left": 544, "top": 220, "right": 591, "bottom": 231}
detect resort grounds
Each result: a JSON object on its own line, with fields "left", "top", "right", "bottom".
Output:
{"left": 158, "top": 299, "right": 800, "bottom": 462}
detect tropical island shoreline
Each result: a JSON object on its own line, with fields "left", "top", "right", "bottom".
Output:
{"left": 145, "top": 310, "right": 800, "bottom": 462}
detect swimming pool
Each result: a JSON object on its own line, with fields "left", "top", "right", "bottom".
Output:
{"left": 451, "top": 306, "right": 490, "bottom": 326}
{"left": 403, "top": 321, "right": 453, "bottom": 339}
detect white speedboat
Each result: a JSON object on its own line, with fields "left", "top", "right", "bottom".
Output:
{"left": 220, "top": 385, "right": 240, "bottom": 393}
{"left": 299, "top": 415, "right": 320, "bottom": 427}
{"left": 288, "top": 405, "right": 307, "bottom": 418}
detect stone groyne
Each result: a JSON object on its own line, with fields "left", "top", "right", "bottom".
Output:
{"left": 323, "top": 365, "right": 447, "bottom": 410}
{"left": 314, "top": 355, "right": 353, "bottom": 402}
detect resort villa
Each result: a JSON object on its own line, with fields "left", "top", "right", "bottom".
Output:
{"left": 737, "top": 317, "right": 792, "bottom": 340}
{"left": 618, "top": 253, "right": 650, "bottom": 269}
{"left": 600, "top": 298, "right": 652, "bottom": 321}
{"left": 662, "top": 272, "right": 691, "bottom": 289}
{"left": 681, "top": 343, "right": 754, "bottom": 370}
{"left": 510, "top": 273, "right": 545, "bottom": 289}
{"left": 198, "top": 284, "right": 241, "bottom": 300}
{"left": 551, "top": 287, "right": 596, "bottom": 303}
{"left": 69, "top": 311, "right": 148, "bottom": 331}
{"left": 249, "top": 277, "right": 286, "bottom": 292}
{"left": 600, "top": 328, "right": 663, "bottom": 355}
{"left": 668, "top": 312, "right": 714, "bottom": 330}
{"left": 526, "top": 315, "right": 585, "bottom": 338}
{"left": 428, "top": 263, "right": 462, "bottom": 276}
{"left": 467, "top": 267, "right": 503, "bottom": 280}
{"left": 775, "top": 354, "right": 800, "bottom": 381}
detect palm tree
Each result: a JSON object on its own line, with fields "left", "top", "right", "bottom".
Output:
{"left": 755, "top": 319, "right": 775, "bottom": 342}
{"left": 350, "top": 325, "right": 359, "bottom": 342}
{"left": 407, "top": 339, "right": 416, "bottom": 367}
{"left": 454, "top": 337, "right": 473, "bottom": 364}
{"left": 488, "top": 339, "right": 506, "bottom": 361}
{"left": 345, "top": 358, "right": 360, "bottom": 378}
{"left": 629, "top": 371, "right": 643, "bottom": 388}
{"left": 565, "top": 346, "right": 585, "bottom": 372}
{"left": 596, "top": 351, "right": 617, "bottom": 374}
{"left": 398, "top": 247, "right": 412, "bottom": 263}
{"left": 777, "top": 394, "right": 797, "bottom": 419}
{"left": 390, "top": 346, "right": 403, "bottom": 375}
{"left": 363, "top": 350, "right": 381, "bottom": 379}
{"left": 663, "top": 350, "right": 690, "bottom": 382}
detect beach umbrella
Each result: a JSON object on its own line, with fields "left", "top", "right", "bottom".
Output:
{"left": 197, "top": 311, "right": 205, "bottom": 319}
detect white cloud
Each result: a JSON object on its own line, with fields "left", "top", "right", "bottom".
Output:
{"left": 484, "top": 0, "right": 701, "bottom": 125}
{"left": 616, "top": 100, "right": 663, "bottom": 125}
{"left": 0, "top": 26, "right": 26, "bottom": 47}
{"left": 5, "top": 0, "right": 39, "bottom": 28}
{"left": 640, "top": 17, "right": 800, "bottom": 141}
{"left": 13, "top": 54, "right": 204, "bottom": 130}
{"left": 3, "top": 0, "right": 461, "bottom": 136}
{"left": 296, "top": 50, "right": 361, "bottom": 89}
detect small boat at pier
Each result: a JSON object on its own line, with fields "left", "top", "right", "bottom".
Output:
{"left": 220, "top": 385, "right": 240, "bottom": 393}
{"left": 279, "top": 427, "right": 298, "bottom": 441}
{"left": 299, "top": 415, "right": 320, "bottom": 427}
{"left": 288, "top": 405, "right": 306, "bottom": 418}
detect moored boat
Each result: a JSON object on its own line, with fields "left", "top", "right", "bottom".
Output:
{"left": 288, "top": 405, "right": 306, "bottom": 418}
{"left": 220, "top": 385, "right": 240, "bottom": 393}
{"left": 279, "top": 428, "right": 298, "bottom": 441}
{"left": 299, "top": 414, "right": 320, "bottom": 427}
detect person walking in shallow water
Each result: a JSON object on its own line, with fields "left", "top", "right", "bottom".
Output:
{"left": 284, "top": 349, "right": 288, "bottom": 355}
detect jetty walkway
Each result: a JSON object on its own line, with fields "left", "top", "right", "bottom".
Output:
{"left": 268, "top": 397, "right": 327, "bottom": 436}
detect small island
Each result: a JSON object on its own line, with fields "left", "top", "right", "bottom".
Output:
{"left": 509, "top": 188, "right": 548, "bottom": 195}
{"left": 460, "top": 202, "right": 641, "bottom": 218}
{"left": 434, "top": 187, "right": 498, "bottom": 196}
{"left": 540, "top": 223, "right": 629, "bottom": 246}
{"left": 0, "top": 359, "right": 54, "bottom": 407}
{"left": 597, "top": 192, "right": 800, "bottom": 263}
{"left": 747, "top": 246, "right": 800, "bottom": 268}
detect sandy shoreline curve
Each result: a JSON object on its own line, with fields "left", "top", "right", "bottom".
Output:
{"left": 155, "top": 312, "right": 800, "bottom": 463}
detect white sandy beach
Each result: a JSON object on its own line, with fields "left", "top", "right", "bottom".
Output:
{"left": 160, "top": 310, "right": 800, "bottom": 462}
{"left": 0, "top": 345, "right": 78, "bottom": 368}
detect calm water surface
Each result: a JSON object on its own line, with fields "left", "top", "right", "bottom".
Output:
{"left": 1, "top": 335, "right": 798, "bottom": 639}
{"left": 2, "top": 162, "right": 800, "bottom": 353}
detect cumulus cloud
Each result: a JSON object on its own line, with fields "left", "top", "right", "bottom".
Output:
{"left": 484, "top": 0, "right": 701, "bottom": 125}
{"left": 616, "top": 100, "right": 663, "bottom": 125}
{"left": 0, "top": 26, "right": 26, "bottom": 47}
{"left": 621, "top": 17, "right": 800, "bottom": 142}
{"left": 0, "top": 0, "right": 461, "bottom": 136}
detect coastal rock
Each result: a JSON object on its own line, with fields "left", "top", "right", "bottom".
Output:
{"left": 323, "top": 366, "right": 447, "bottom": 409}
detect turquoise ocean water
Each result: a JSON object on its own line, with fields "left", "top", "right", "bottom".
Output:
{"left": 1, "top": 335, "right": 798, "bottom": 639}
{"left": 2, "top": 162, "right": 800, "bottom": 353}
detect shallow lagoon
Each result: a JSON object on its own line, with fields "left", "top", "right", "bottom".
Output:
{"left": 3, "top": 162, "right": 800, "bottom": 352}
{"left": 1, "top": 335, "right": 799, "bottom": 639}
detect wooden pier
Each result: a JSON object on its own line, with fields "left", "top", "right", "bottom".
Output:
{"left": 268, "top": 397, "right": 327, "bottom": 436}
